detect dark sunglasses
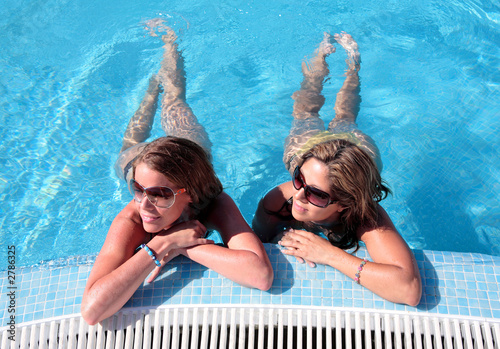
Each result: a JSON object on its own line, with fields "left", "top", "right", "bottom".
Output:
{"left": 129, "top": 179, "right": 186, "bottom": 209}
{"left": 292, "top": 166, "right": 336, "bottom": 208}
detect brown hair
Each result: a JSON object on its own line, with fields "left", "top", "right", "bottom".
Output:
{"left": 301, "top": 139, "right": 391, "bottom": 249}
{"left": 133, "top": 136, "right": 223, "bottom": 214}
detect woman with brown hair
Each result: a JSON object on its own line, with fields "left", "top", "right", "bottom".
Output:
{"left": 82, "top": 23, "right": 273, "bottom": 325}
{"left": 253, "top": 32, "right": 421, "bottom": 306}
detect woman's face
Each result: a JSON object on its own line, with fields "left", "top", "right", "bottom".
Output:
{"left": 291, "top": 158, "right": 345, "bottom": 225}
{"left": 133, "top": 162, "right": 192, "bottom": 233}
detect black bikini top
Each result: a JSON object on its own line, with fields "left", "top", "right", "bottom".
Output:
{"left": 264, "top": 196, "right": 294, "bottom": 221}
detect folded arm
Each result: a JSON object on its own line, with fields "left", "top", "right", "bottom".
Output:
{"left": 280, "top": 205, "right": 422, "bottom": 306}
{"left": 182, "top": 192, "right": 274, "bottom": 291}
{"left": 81, "top": 203, "right": 211, "bottom": 325}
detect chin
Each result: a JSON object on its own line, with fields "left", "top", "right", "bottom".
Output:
{"left": 142, "top": 223, "right": 164, "bottom": 234}
{"left": 291, "top": 210, "right": 308, "bottom": 223}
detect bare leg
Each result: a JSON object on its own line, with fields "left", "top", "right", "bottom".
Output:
{"left": 120, "top": 75, "right": 161, "bottom": 152}
{"left": 291, "top": 32, "right": 336, "bottom": 119}
{"left": 156, "top": 27, "right": 212, "bottom": 155}
{"left": 329, "top": 32, "right": 361, "bottom": 126}
{"left": 115, "top": 76, "right": 160, "bottom": 181}
{"left": 328, "top": 33, "right": 383, "bottom": 171}
{"left": 283, "top": 33, "right": 335, "bottom": 172}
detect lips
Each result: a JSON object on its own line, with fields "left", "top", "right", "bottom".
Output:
{"left": 141, "top": 214, "right": 160, "bottom": 223}
{"left": 293, "top": 201, "right": 307, "bottom": 214}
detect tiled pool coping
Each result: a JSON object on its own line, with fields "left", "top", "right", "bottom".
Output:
{"left": 1, "top": 244, "right": 499, "bottom": 327}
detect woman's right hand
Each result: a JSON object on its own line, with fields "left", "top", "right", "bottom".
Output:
{"left": 145, "top": 220, "right": 213, "bottom": 283}
{"left": 159, "top": 220, "right": 214, "bottom": 249}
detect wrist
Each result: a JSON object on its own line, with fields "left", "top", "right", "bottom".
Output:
{"left": 177, "top": 247, "right": 188, "bottom": 256}
{"left": 139, "top": 244, "right": 161, "bottom": 267}
{"left": 325, "top": 245, "right": 343, "bottom": 267}
{"left": 148, "top": 234, "right": 174, "bottom": 259}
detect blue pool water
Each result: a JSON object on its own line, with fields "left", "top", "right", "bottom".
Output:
{"left": 1, "top": 0, "right": 499, "bottom": 269}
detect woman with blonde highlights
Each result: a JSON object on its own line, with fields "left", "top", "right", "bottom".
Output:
{"left": 253, "top": 32, "right": 421, "bottom": 306}
{"left": 82, "top": 23, "right": 272, "bottom": 325}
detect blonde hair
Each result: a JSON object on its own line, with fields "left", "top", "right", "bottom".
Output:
{"left": 302, "top": 139, "right": 391, "bottom": 248}
{"left": 133, "top": 136, "right": 223, "bottom": 214}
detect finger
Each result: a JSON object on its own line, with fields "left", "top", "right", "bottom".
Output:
{"left": 295, "top": 256, "right": 305, "bottom": 264}
{"left": 288, "top": 229, "right": 312, "bottom": 239}
{"left": 195, "top": 221, "right": 207, "bottom": 234}
{"left": 282, "top": 228, "right": 294, "bottom": 237}
{"left": 198, "top": 238, "right": 215, "bottom": 245}
{"left": 279, "top": 236, "right": 293, "bottom": 245}
{"left": 281, "top": 248, "right": 298, "bottom": 256}
{"left": 279, "top": 239, "right": 299, "bottom": 249}
{"left": 147, "top": 265, "right": 162, "bottom": 283}
{"left": 282, "top": 231, "right": 302, "bottom": 242}
{"left": 306, "top": 260, "right": 316, "bottom": 268}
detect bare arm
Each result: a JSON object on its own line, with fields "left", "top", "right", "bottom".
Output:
{"left": 181, "top": 192, "right": 274, "bottom": 291}
{"left": 252, "top": 184, "right": 293, "bottom": 242}
{"left": 279, "top": 205, "right": 422, "bottom": 306}
{"left": 355, "top": 206, "right": 422, "bottom": 305}
{"left": 81, "top": 202, "right": 212, "bottom": 325}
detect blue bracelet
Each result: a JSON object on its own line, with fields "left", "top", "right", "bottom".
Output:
{"left": 140, "top": 244, "right": 162, "bottom": 267}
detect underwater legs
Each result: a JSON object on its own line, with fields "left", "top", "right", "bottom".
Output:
{"left": 120, "top": 75, "right": 162, "bottom": 153}
{"left": 156, "top": 26, "right": 212, "bottom": 155}
{"left": 329, "top": 32, "right": 361, "bottom": 127}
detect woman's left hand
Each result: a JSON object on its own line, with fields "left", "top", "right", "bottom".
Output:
{"left": 279, "top": 229, "right": 336, "bottom": 267}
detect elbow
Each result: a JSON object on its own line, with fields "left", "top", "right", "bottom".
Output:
{"left": 81, "top": 305, "right": 99, "bottom": 326}
{"left": 255, "top": 266, "right": 274, "bottom": 291}
{"left": 405, "top": 294, "right": 422, "bottom": 307}
{"left": 402, "top": 276, "right": 422, "bottom": 307}
{"left": 406, "top": 286, "right": 422, "bottom": 307}
{"left": 257, "top": 276, "right": 274, "bottom": 292}
{"left": 83, "top": 316, "right": 99, "bottom": 326}
{"left": 81, "top": 297, "right": 105, "bottom": 326}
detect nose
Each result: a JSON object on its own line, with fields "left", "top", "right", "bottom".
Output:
{"left": 294, "top": 187, "right": 308, "bottom": 203}
{"left": 139, "top": 192, "right": 155, "bottom": 209}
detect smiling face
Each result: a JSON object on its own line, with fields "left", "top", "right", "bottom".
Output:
{"left": 133, "top": 162, "right": 192, "bottom": 233}
{"left": 291, "top": 158, "right": 346, "bottom": 225}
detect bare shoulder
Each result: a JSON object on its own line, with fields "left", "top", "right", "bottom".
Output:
{"left": 252, "top": 182, "right": 294, "bottom": 242}
{"left": 204, "top": 192, "right": 240, "bottom": 218}
{"left": 260, "top": 182, "right": 294, "bottom": 211}
{"left": 204, "top": 192, "right": 250, "bottom": 232}
{"left": 98, "top": 202, "right": 146, "bottom": 259}
{"left": 205, "top": 192, "right": 267, "bottom": 249}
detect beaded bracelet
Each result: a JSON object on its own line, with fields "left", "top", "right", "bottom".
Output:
{"left": 140, "top": 244, "right": 162, "bottom": 267}
{"left": 354, "top": 258, "right": 368, "bottom": 284}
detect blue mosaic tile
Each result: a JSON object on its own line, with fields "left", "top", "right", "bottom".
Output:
{"left": 1, "top": 245, "right": 500, "bottom": 326}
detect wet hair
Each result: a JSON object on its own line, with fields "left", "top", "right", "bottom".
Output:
{"left": 301, "top": 139, "right": 391, "bottom": 249}
{"left": 132, "top": 136, "right": 223, "bottom": 214}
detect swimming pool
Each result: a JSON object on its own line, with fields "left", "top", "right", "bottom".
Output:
{"left": 1, "top": 0, "right": 499, "bottom": 270}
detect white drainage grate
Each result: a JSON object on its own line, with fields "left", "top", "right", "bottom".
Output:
{"left": 2, "top": 306, "right": 499, "bottom": 348}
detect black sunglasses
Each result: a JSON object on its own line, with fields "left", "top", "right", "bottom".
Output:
{"left": 292, "top": 166, "right": 336, "bottom": 208}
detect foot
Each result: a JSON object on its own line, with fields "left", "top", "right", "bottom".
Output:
{"left": 318, "top": 32, "right": 336, "bottom": 57}
{"left": 334, "top": 32, "right": 360, "bottom": 69}
{"left": 147, "top": 74, "right": 163, "bottom": 95}
{"left": 301, "top": 32, "right": 335, "bottom": 79}
{"left": 145, "top": 18, "right": 174, "bottom": 38}
{"left": 160, "top": 28, "right": 177, "bottom": 46}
